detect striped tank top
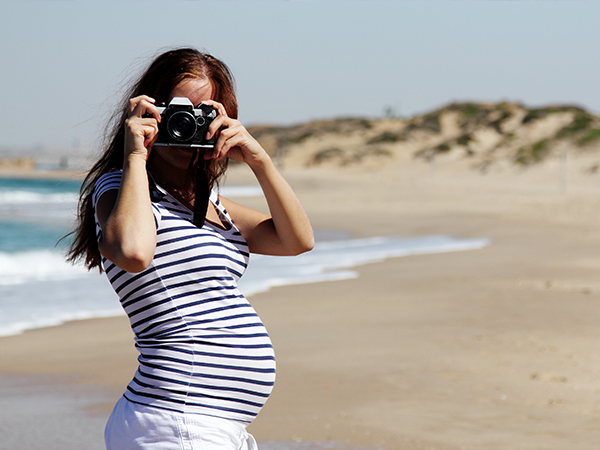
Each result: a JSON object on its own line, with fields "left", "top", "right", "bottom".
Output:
{"left": 93, "top": 170, "right": 276, "bottom": 423}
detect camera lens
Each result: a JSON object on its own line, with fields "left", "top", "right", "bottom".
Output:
{"left": 167, "top": 112, "right": 197, "bottom": 141}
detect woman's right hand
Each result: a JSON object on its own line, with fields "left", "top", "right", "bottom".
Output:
{"left": 97, "top": 95, "right": 161, "bottom": 273}
{"left": 124, "top": 95, "right": 162, "bottom": 162}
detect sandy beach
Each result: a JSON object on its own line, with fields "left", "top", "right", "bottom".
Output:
{"left": 2, "top": 155, "right": 600, "bottom": 450}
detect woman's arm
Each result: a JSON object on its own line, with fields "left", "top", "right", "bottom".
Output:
{"left": 97, "top": 96, "right": 161, "bottom": 272}
{"left": 204, "top": 100, "right": 314, "bottom": 256}
{"left": 220, "top": 154, "right": 314, "bottom": 256}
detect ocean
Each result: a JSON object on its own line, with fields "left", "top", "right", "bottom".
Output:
{"left": 0, "top": 176, "right": 491, "bottom": 337}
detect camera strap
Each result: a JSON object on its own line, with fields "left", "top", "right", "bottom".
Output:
{"left": 189, "top": 149, "right": 210, "bottom": 228}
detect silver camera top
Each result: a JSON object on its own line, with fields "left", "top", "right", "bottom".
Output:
{"left": 163, "top": 97, "right": 194, "bottom": 109}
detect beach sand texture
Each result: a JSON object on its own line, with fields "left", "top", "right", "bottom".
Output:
{"left": 2, "top": 155, "right": 600, "bottom": 450}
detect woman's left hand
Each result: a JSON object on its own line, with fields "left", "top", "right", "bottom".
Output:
{"left": 201, "top": 100, "right": 267, "bottom": 167}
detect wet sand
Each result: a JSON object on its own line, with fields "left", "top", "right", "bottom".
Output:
{"left": 2, "top": 159, "right": 600, "bottom": 449}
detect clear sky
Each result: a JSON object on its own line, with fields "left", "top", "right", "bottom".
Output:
{"left": 1, "top": 1, "right": 599, "bottom": 152}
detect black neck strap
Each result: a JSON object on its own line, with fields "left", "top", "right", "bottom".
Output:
{"left": 189, "top": 149, "right": 210, "bottom": 228}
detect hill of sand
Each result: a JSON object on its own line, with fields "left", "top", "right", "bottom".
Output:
{"left": 249, "top": 102, "right": 600, "bottom": 177}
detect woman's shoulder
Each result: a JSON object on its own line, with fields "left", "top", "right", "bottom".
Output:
{"left": 97, "top": 169, "right": 123, "bottom": 184}
{"left": 92, "top": 170, "right": 123, "bottom": 206}
{"left": 212, "top": 190, "right": 234, "bottom": 217}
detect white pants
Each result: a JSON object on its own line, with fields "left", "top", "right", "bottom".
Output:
{"left": 105, "top": 397, "right": 258, "bottom": 450}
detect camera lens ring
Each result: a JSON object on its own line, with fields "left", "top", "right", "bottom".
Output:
{"left": 167, "top": 111, "right": 197, "bottom": 142}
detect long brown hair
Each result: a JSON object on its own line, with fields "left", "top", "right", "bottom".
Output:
{"left": 66, "top": 47, "right": 238, "bottom": 271}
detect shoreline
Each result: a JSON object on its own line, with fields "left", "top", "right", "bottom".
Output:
{"left": 2, "top": 165, "right": 600, "bottom": 449}
{"left": 0, "top": 233, "right": 490, "bottom": 339}
{"left": 0, "top": 167, "right": 86, "bottom": 181}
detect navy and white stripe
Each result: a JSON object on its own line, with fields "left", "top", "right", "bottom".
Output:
{"left": 93, "top": 170, "right": 275, "bottom": 423}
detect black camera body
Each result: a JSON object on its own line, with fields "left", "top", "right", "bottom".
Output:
{"left": 153, "top": 97, "right": 217, "bottom": 148}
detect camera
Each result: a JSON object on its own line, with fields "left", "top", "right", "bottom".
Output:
{"left": 152, "top": 97, "right": 217, "bottom": 148}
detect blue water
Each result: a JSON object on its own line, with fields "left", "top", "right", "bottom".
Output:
{"left": 0, "top": 177, "right": 80, "bottom": 251}
{"left": 0, "top": 176, "right": 490, "bottom": 336}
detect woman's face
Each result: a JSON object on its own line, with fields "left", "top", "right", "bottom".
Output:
{"left": 150, "top": 77, "right": 214, "bottom": 172}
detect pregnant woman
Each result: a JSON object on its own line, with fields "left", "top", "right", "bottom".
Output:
{"left": 67, "top": 47, "right": 314, "bottom": 450}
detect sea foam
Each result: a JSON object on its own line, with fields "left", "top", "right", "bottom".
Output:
{"left": 0, "top": 190, "right": 78, "bottom": 205}
{"left": 0, "top": 250, "right": 87, "bottom": 286}
{"left": 0, "top": 234, "right": 490, "bottom": 336}
{"left": 239, "top": 235, "right": 490, "bottom": 296}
